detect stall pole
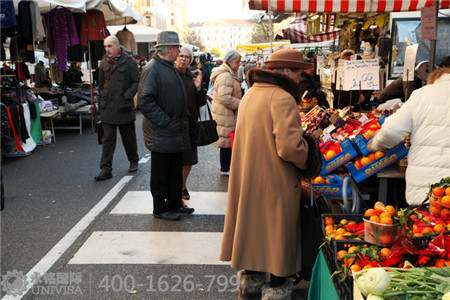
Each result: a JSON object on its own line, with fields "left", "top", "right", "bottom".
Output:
{"left": 268, "top": 6, "right": 273, "bottom": 54}
{"left": 88, "top": 41, "right": 95, "bottom": 133}
{"left": 429, "top": 0, "right": 440, "bottom": 71}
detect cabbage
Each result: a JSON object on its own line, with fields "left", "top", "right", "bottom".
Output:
{"left": 355, "top": 268, "right": 391, "bottom": 297}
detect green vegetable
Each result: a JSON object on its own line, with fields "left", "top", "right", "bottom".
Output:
{"left": 355, "top": 268, "right": 391, "bottom": 297}
{"left": 443, "top": 292, "right": 450, "bottom": 300}
{"left": 367, "top": 295, "right": 384, "bottom": 300}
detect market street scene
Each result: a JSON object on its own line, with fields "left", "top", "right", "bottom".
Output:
{"left": 1, "top": 0, "right": 450, "bottom": 299}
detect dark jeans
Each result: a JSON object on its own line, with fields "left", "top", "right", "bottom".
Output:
{"left": 99, "top": 122, "right": 139, "bottom": 172}
{"left": 150, "top": 151, "right": 183, "bottom": 214}
{"left": 220, "top": 148, "right": 232, "bottom": 172}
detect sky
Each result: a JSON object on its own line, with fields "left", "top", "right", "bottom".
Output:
{"left": 186, "top": 0, "right": 264, "bottom": 23}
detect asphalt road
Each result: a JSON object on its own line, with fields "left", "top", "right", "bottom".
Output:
{"left": 1, "top": 111, "right": 309, "bottom": 299}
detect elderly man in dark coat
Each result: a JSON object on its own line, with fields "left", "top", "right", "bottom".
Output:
{"left": 95, "top": 35, "right": 140, "bottom": 181}
{"left": 137, "top": 31, "right": 193, "bottom": 221}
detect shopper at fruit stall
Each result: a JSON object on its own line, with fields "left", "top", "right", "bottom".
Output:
{"left": 220, "top": 49, "right": 321, "bottom": 299}
{"left": 368, "top": 66, "right": 450, "bottom": 206}
{"left": 174, "top": 47, "right": 206, "bottom": 202}
{"left": 210, "top": 50, "right": 242, "bottom": 176}
{"left": 331, "top": 49, "right": 373, "bottom": 110}
{"left": 376, "top": 61, "right": 428, "bottom": 104}
{"left": 299, "top": 57, "right": 329, "bottom": 108}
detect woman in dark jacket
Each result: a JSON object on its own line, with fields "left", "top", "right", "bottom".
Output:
{"left": 175, "top": 47, "right": 207, "bottom": 201}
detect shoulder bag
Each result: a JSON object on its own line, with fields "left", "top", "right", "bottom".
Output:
{"left": 196, "top": 100, "right": 219, "bottom": 146}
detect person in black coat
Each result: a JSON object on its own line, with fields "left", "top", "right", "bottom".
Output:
{"left": 175, "top": 47, "right": 207, "bottom": 201}
{"left": 137, "top": 31, "right": 193, "bottom": 221}
{"left": 299, "top": 58, "right": 329, "bottom": 108}
{"left": 95, "top": 36, "right": 140, "bottom": 181}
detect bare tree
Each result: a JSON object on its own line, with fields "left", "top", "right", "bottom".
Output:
{"left": 185, "top": 30, "right": 206, "bottom": 51}
{"left": 250, "top": 13, "right": 294, "bottom": 44}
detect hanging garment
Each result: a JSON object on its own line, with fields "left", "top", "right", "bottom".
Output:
{"left": 115, "top": 29, "right": 137, "bottom": 56}
{"left": 18, "top": 0, "right": 35, "bottom": 63}
{"left": 0, "top": 0, "right": 16, "bottom": 29}
{"left": 30, "top": 0, "right": 45, "bottom": 41}
{"left": 47, "top": 7, "right": 80, "bottom": 72}
{"left": 67, "top": 13, "right": 85, "bottom": 62}
{"left": 80, "top": 10, "right": 108, "bottom": 46}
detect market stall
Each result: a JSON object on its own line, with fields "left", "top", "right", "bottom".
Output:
{"left": 244, "top": 2, "right": 450, "bottom": 298}
{"left": 1, "top": 0, "right": 141, "bottom": 156}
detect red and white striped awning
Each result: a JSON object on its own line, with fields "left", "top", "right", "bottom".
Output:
{"left": 248, "top": 0, "right": 450, "bottom": 13}
{"left": 279, "top": 23, "right": 341, "bottom": 43}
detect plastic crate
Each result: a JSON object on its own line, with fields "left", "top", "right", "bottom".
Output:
{"left": 321, "top": 214, "right": 364, "bottom": 237}
{"left": 320, "top": 139, "right": 359, "bottom": 176}
{"left": 322, "top": 214, "right": 371, "bottom": 262}
{"left": 346, "top": 142, "right": 408, "bottom": 183}
{"left": 312, "top": 174, "right": 352, "bottom": 197}
{"left": 364, "top": 219, "right": 402, "bottom": 247}
{"left": 321, "top": 242, "right": 353, "bottom": 300}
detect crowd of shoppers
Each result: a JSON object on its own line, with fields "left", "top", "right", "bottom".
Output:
{"left": 91, "top": 28, "right": 450, "bottom": 300}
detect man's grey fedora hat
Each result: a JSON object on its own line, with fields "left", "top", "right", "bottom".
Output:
{"left": 155, "top": 31, "right": 181, "bottom": 48}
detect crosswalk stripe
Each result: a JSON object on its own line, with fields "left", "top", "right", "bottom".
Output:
{"left": 110, "top": 191, "right": 228, "bottom": 215}
{"left": 68, "top": 231, "right": 229, "bottom": 265}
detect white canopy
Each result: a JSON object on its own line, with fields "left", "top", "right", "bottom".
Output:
{"left": 107, "top": 24, "right": 161, "bottom": 43}
{"left": 13, "top": 0, "right": 142, "bottom": 23}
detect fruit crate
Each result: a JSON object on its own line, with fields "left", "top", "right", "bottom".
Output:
{"left": 321, "top": 214, "right": 371, "bottom": 260}
{"left": 321, "top": 241, "right": 353, "bottom": 300}
{"left": 346, "top": 142, "right": 408, "bottom": 183}
{"left": 320, "top": 139, "right": 359, "bottom": 177}
{"left": 411, "top": 231, "right": 450, "bottom": 248}
{"left": 350, "top": 115, "right": 387, "bottom": 156}
{"left": 312, "top": 174, "right": 352, "bottom": 197}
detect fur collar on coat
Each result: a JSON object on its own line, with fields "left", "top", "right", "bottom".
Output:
{"left": 247, "top": 68, "right": 301, "bottom": 104}
{"left": 247, "top": 68, "right": 322, "bottom": 179}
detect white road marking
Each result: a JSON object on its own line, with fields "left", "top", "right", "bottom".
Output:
{"left": 68, "top": 231, "right": 228, "bottom": 265}
{"left": 110, "top": 191, "right": 228, "bottom": 215}
{"left": 138, "top": 153, "right": 151, "bottom": 164}
{"left": 1, "top": 177, "right": 132, "bottom": 300}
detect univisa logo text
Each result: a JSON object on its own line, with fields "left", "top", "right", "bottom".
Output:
{"left": 364, "top": 154, "right": 397, "bottom": 176}
{"left": 325, "top": 153, "right": 352, "bottom": 172}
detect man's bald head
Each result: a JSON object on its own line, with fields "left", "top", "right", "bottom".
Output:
{"left": 104, "top": 36, "right": 121, "bottom": 57}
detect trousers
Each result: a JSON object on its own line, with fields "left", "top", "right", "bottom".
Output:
{"left": 220, "top": 148, "right": 232, "bottom": 172}
{"left": 99, "top": 122, "right": 139, "bottom": 172}
{"left": 150, "top": 151, "right": 183, "bottom": 214}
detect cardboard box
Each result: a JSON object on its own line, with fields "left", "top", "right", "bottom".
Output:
{"left": 320, "top": 138, "right": 359, "bottom": 176}
{"left": 346, "top": 142, "right": 409, "bottom": 183}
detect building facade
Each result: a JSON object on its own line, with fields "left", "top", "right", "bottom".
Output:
{"left": 134, "top": 0, "right": 168, "bottom": 30}
{"left": 190, "top": 19, "right": 255, "bottom": 54}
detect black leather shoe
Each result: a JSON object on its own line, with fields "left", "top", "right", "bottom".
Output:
{"left": 95, "top": 170, "right": 112, "bottom": 181}
{"left": 172, "top": 206, "right": 195, "bottom": 214}
{"left": 153, "top": 211, "right": 180, "bottom": 221}
{"left": 128, "top": 161, "right": 138, "bottom": 173}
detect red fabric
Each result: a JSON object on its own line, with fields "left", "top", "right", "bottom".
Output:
{"left": 248, "top": 0, "right": 450, "bottom": 12}
{"left": 80, "top": 10, "right": 108, "bottom": 46}
{"left": 6, "top": 107, "right": 25, "bottom": 153}
{"left": 229, "top": 130, "right": 235, "bottom": 150}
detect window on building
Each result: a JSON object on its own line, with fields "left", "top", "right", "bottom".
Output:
{"left": 146, "top": 0, "right": 150, "bottom": 6}
{"left": 146, "top": 16, "right": 151, "bottom": 26}
{"left": 171, "top": 18, "right": 175, "bottom": 26}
